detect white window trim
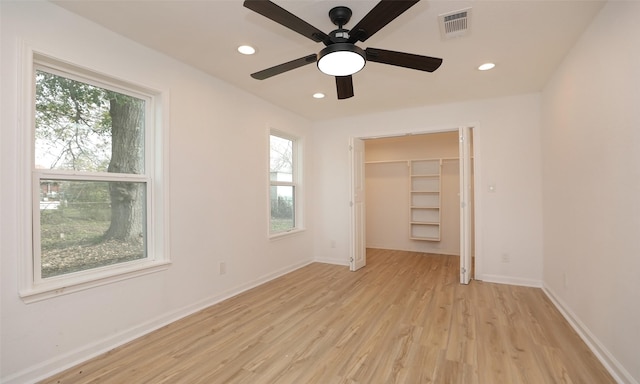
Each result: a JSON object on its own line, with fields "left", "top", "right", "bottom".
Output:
{"left": 268, "top": 129, "right": 304, "bottom": 239}
{"left": 18, "top": 46, "right": 171, "bottom": 303}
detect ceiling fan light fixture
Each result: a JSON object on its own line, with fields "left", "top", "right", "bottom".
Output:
{"left": 317, "top": 43, "right": 366, "bottom": 77}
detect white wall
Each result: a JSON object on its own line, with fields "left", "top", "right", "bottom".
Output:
{"left": 541, "top": 2, "right": 640, "bottom": 383}
{"left": 0, "top": 2, "right": 314, "bottom": 382}
{"left": 311, "top": 93, "right": 544, "bottom": 287}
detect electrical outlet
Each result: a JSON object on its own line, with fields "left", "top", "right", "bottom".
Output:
{"left": 219, "top": 262, "right": 226, "bottom": 275}
{"left": 501, "top": 253, "right": 510, "bottom": 263}
{"left": 330, "top": 240, "right": 336, "bottom": 248}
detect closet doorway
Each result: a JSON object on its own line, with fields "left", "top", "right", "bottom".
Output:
{"left": 349, "top": 128, "right": 476, "bottom": 283}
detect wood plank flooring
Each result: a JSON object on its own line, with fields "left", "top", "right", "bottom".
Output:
{"left": 42, "top": 249, "right": 615, "bottom": 383}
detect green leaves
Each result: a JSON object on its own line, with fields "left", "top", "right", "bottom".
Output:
{"left": 35, "top": 70, "right": 111, "bottom": 171}
{"left": 35, "top": 70, "right": 144, "bottom": 173}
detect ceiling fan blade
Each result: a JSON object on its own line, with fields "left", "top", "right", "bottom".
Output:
{"left": 348, "top": 0, "right": 420, "bottom": 43}
{"left": 365, "top": 47, "right": 442, "bottom": 72}
{"left": 336, "top": 76, "right": 354, "bottom": 99}
{"left": 244, "top": 0, "right": 331, "bottom": 44}
{"left": 251, "top": 54, "right": 317, "bottom": 80}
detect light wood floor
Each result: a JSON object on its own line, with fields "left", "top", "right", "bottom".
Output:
{"left": 43, "top": 249, "right": 615, "bottom": 383}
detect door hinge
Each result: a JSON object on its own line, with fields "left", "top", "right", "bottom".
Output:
{"left": 461, "top": 267, "right": 467, "bottom": 274}
{"left": 349, "top": 145, "right": 353, "bottom": 151}
{"left": 349, "top": 201, "right": 353, "bottom": 207}
{"left": 350, "top": 257, "right": 354, "bottom": 262}
{"left": 459, "top": 135, "right": 464, "bottom": 142}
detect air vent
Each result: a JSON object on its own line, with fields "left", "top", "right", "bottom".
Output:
{"left": 439, "top": 8, "right": 472, "bottom": 40}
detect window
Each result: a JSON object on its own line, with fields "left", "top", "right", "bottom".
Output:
{"left": 269, "top": 132, "right": 301, "bottom": 235}
{"left": 22, "top": 53, "right": 169, "bottom": 300}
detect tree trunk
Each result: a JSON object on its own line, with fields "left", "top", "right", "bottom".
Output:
{"left": 103, "top": 96, "right": 144, "bottom": 243}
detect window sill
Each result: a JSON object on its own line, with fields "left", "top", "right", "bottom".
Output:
{"left": 269, "top": 227, "right": 306, "bottom": 241}
{"left": 20, "top": 260, "right": 171, "bottom": 303}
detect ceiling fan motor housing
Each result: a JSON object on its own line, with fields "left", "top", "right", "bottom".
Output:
{"left": 329, "top": 6, "right": 352, "bottom": 27}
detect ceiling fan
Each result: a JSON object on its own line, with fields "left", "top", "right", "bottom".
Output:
{"left": 243, "top": 0, "right": 443, "bottom": 99}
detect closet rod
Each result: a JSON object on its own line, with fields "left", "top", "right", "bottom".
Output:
{"left": 365, "top": 157, "right": 461, "bottom": 165}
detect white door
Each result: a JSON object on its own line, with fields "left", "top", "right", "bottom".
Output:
{"left": 459, "top": 126, "right": 472, "bottom": 284}
{"left": 350, "top": 137, "right": 366, "bottom": 271}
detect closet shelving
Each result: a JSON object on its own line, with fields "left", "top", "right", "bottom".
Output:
{"left": 409, "top": 159, "right": 441, "bottom": 241}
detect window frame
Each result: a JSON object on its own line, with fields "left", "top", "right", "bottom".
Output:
{"left": 268, "top": 130, "right": 303, "bottom": 238}
{"left": 19, "top": 49, "right": 171, "bottom": 302}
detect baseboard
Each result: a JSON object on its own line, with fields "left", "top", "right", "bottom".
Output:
{"left": 314, "top": 256, "right": 349, "bottom": 266}
{"left": 365, "top": 245, "right": 460, "bottom": 256}
{"left": 5, "top": 259, "right": 314, "bottom": 384}
{"left": 478, "top": 273, "right": 542, "bottom": 288}
{"left": 542, "top": 284, "right": 637, "bottom": 384}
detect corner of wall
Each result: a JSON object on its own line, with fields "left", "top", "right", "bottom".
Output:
{"left": 542, "top": 284, "right": 637, "bottom": 384}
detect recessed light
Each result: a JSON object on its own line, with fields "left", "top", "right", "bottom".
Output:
{"left": 478, "top": 62, "right": 495, "bottom": 71}
{"left": 313, "top": 92, "right": 326, "bottom": 99}
{"left": 237, "top": 45, "right": 256, "bottom": 55}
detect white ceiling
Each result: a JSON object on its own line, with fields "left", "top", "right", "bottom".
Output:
{"left": 53, "top": 0, "right": 605, "bottom": 121}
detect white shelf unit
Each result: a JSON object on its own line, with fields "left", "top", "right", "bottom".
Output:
{"left": 410, "top": 159, "right": 441, "bottom": 241}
